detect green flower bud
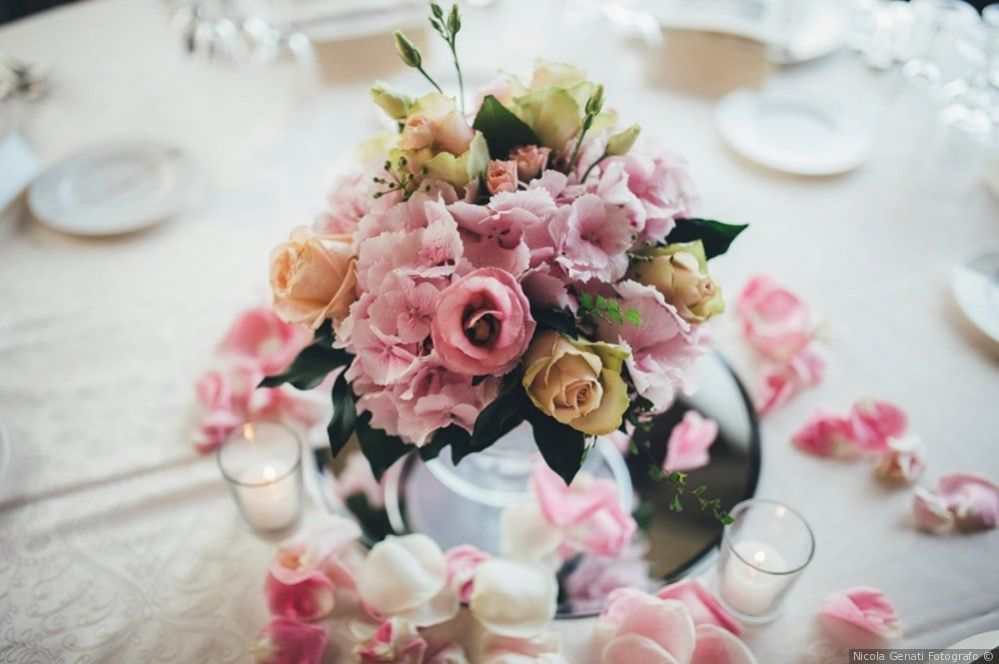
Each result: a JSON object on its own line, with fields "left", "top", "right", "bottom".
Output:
{"left": 606, "top": 124, "right": 641, "bottom": 156}
{"left": 369, "top": 81, "right": 413, "bottom": 121}
{"left": 393, "top": 30, "right": 422, "bottom": 68}
{"left": 585, "top": 84, "right": 604, "bottom": 117}
{"left": 447, "top": 3, "right": 461, "bottom": 35}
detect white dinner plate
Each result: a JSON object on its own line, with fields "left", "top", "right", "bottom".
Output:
{"left": 715, "top": 89, "right": 874, "bottom": 176}
{"left": 947, "top": 630, "right": 999, "bottom": 650}
{"left": 952, "top": 248, "right": 999, "bottom": 344}
{"left": 28, "top": 140, "right": 202, "bottom": 236}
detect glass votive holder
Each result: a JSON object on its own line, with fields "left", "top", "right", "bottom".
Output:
{"left": 715, "top": 498, "right": 815, "bottom": 624}
{"left": 218, "top": 421, "right": 303, "bottom": 536}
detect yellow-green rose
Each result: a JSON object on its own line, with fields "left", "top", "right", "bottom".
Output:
{"left": 522, "top": 330, "right": 630, "bottom": 436}
{"left": 629, "top": 240, "right": 724, "bottom": 323}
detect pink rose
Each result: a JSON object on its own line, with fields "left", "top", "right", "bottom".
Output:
{"left": 663, "top": 411, "right": 718, "bottom": 473}
{"left": 218, "top": 307, "right": 311, "bottom": 376}
{"left": 818, "top": 587, "right": 902, "bottom": 644}
{"left": 510, "top": 145, "right": 551, "bottom": 181}
{"left": 355, "top": 618, "right": 428, "bottom": 663}
{"left": 735, "top": 276, "right": 815, "bottom": 362}
{"left": 399, "top": 114, "right": 436, "bottom": 151}
{"left": 431, "top": 267, "right": 536, "bottom": 376}
{"left": 270, "top": 227, "right": 358, "bottom": 329}
{"left": 444, "top": 544, "right": 491, "bottom": 603}
{"left": 656, "top": 580, "right": 742, "bottom": 635}
{"left": 486, "top": 159, "right": 518, "bottom": 195}
{"left": 252, "top": 617, "right": 328, "bottom": 664}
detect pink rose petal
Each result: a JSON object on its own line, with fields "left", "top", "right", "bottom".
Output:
{"left": 265, "top": 566, "right": 336, "bottom": 622}
{"left": 252, "top": 616, "right": 328, "bottom": 664}
{"left": 912, "top": 488, "right": 955, "bottom": 534}
{"left": 792, "top": 408, "right": 859, "bottom": 459}
{"left": 663, "top": 411, "right": 718, "bottom": 473}
{"left": 936, "top": 473, "right": 999, "bottom": 532}
{"left": 818, "top": 587, "right": 902, "bottom": 644}
{"left": 690, "top": 624, "right": 757, "bottom": 664}
{"left": 874, "top": 436, "right": 925, "bottom": 484}
{"left": 599, "top": 589, "right": 696, "bottom": 664}
{"left": 755, "top": 343, "right": 827, "bottom": 416}
{"left": 735, "top": 275, "right": 815, "bottom": 362}
{"left": 656, "top": 580, "right": 742, "bottom": 635}
{"left": 602, "top": 634, "right": 681, "bottom": 664}
{"left": 849, "top": 400, "right": 908, "bottom": 454}
{"left": 444, "top": 544, "right": 491, "bottom": 604}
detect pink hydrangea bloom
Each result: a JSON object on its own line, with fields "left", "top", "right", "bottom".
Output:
{"left": 818, "top": 587, "right": 902, "bottom": 644}
{"left": 551, "top": 194, "right": 634, "bottom": 283}
{"left": 615, "top": 143, "right": 697, "bottom": 243}
{"left": 251, "top": 617, "right": 328, "bottom": 664}
{"left": 663, "top": 411, "right": 719, "bottom": 473}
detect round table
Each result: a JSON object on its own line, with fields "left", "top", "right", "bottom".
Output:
{"left": 0, "top": 1, "right": 997, "bottom": 661}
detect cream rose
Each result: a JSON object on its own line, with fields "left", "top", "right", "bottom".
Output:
{"left": 269, "top": 227, "right": 358, "bottom": 329}
{"left": 522, "top": 331, "right": 630, "bottom": 436}
{"left": 629, "top": 240, "right": 723, "bottom": 323}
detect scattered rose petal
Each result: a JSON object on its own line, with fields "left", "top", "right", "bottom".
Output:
{"left": 818, "top": 587, "right": 902, "bottom": 644}
{"left": 251, "top": 616, "right": 328, "bottom": 664}
{"left": 598, "top": 589, "right": 695, "bottom": 664}
{"left": 937, "top": 473, "right": 999, "bottom": 532}
{"left": 735, "top": 275, "right": 816, "bottom": 362}
{"left": 480, "top": 632, "right": 567, "bottom": 664}
{"left": 755, "top": 342, "right": 826, "bottom": 416}
{"left": 792, "top": 408, "right": 859, "bottom": 458}
{"left": 218, "top": 307, "right": 310, "bottom": 376}
{"left": 354, "top": 617, "right": 428, "bottom": 664}
{"left": 499, "top": 501, "right": 563, "bottom": 567}
{"left": 874, "top": 436, "right": 925, "bottom": 484}
{"left": 265, "top": 566, "right": 336, "bottom": 622}
{"left": 663, "top": 411, "right": 718, "bottom": 473}
{"left": 470, "top": 559, "right": 558, "bottom": 639}
{"left": 849, "top": 400, "right": 908, "bottom": 454}
{"left": 445, "top": 545, "right": 491, "bottom": 604}
{"left": 689, "top": 624, "right": 757, "bottom": 664}
{"left": 356, "top": 534, "right": 459, "bottom": 627}
{"left": 912, "top": 487, "right": 955, "bottom": 534}
{"left": 656, "top": 579, "right": 742, "bottom": 635}
{"left": 602, "top": 634, "right": 681, "bottom": 664}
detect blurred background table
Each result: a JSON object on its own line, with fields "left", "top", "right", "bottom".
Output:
{"left": 0, "top": 0, "right": 997, "bottom": 661}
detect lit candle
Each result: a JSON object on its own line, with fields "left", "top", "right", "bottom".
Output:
{"left": 236, "top": 463, "right": 299, "bottom": 532}
{"left": 720, "top": 540, "right": 790, "bottom": 616}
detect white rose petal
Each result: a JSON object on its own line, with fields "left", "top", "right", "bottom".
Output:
{"left": 357, "top": 534, "right": 447, "bottom": 614}
{"left": 470, "top": 559, "right": 558, "bottom": 638}
{"left": 499, "top": 501, "right": 562, "bottom": 565}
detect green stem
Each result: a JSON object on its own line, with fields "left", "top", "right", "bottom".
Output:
{"left": 568, "top": 118, "right": 592, "bottom": 176}
{"left": 581, "top": 152, "right": 608, "bottom": 183}
{"left": 450, "top": 42, "right": 465, "bottom": 114}
{"left": 417, "top": 66, "right": 443, "bottom": 93}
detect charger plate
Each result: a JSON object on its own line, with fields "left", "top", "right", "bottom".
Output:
{"left": 316, "top": 352, "right": 761, "bottom": 618}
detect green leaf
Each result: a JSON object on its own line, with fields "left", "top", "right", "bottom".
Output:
{"left": 666, "top": 218, "right": 748, "bottom": 259}
{"left": 326, "top": 371, "right": 357, "bottom": 458}
{"left": 527, "top": 409, "right": 587, "bottom": 485}
{"left": 472, "top": 95, "right": 541, "bottom": 160}
{"left": 355, "top": 412, "right": 412, "bottom": 481}
{"left": 624, "top": 309, "right": 642, "bottom": 327}
{"left": 669, "top": 494, "right": 683, "bottom": 512}
{"left": 460, "top": 383, "right": 525, "bottom": 464}
{"left": 532, "top": 306, "right": 578, "bottom": 337}
{"left": 258, "top": 343, "right": 352, "bottom": 390}
{"left": 421, "top": 425, "right": 470, "bottom": 461}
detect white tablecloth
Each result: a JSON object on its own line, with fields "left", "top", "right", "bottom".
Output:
{"left": 1, "top": 1, "right": 997, "bottom": 662}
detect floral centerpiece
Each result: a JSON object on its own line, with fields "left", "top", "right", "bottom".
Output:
{"left": 260, "top": 4, "right": 745, "bottom": 514}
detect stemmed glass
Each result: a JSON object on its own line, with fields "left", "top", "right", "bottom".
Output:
{"left": 902, "top": 0, "right": 980, "bottom": 88}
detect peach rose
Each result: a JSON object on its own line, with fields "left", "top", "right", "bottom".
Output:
{"left": 486, "top": 159, "right": 518, "bottom": 195}
{"left": 509, "top": 145, "right": 551, "bottom": 181}
{"left": 522, "top": 331, "right": 630, "bottom": 436}
{"left": 629, "top": 240, "right": 723, "bottom": 324}
{"left": 269, "top": 227, "right": 358, "bottom": 329}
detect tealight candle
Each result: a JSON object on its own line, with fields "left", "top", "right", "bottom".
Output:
{"left": 715, "top": 499, "right": 815, "bottom": 623}
{"left": 218, "top": 422, "right": 303, "bottom": 535}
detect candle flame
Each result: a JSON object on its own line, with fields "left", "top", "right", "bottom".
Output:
{"left": 243, "top": 423, "right": 255, "bottom": 440}
{"left": 753, "top": 550, "right": 766, "bottom": 565}
{"left": 262, "top": 465, "right": 277, "bottom": 482}
{"left": 774, "top": 505, "right": 787, "bottom": 518}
